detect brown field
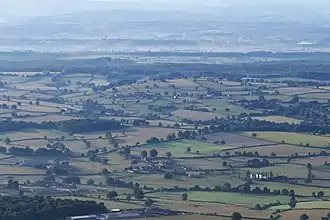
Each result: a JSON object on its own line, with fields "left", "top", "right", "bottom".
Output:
{"left": 231, "top": 144, "right": 327, "bottom": 156}
{"left": 280, "top": 209, "right": 329, "bottom": 220}
{"left": 202, "top": 132, "right": 275, "bottom": 148}
{"left": 172, "top": 109, "right": 222, "bottom": 121}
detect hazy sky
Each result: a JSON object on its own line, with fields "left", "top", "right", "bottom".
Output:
{"left": 1, "top": 0, "right": 329, "bottom": 17}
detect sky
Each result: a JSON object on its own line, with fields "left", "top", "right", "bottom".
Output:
{"left": 0, "top": 0, "right": 329, "bottom": 17}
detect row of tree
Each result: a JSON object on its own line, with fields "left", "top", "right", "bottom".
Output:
{"left": 0, "top": 195, "right": 107, "bottom": 220}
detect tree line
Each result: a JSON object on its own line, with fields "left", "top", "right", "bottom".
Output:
{"left": 0, "top": 119, "right": 122, "bottom": 133}
{"left": 0, "top": 195, "right": 107, "bottom": 220}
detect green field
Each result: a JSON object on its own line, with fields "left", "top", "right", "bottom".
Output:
{"left": 243, "top": 132, "right": 330, "bottom": 147}
{"left": 201, "top": 100, "right": 260, "bottom": 116}
{"left": 151, "top": 191, "right": 289, "bottom": 207}
{"left": 270, "top": 201, "right": 330, "bottom": 210}
{"left": 132, "top": 140, "right": 232, "bottom": 157}
{"left": 253, "top": 116, "right": 302, "bottom": 124}
{"left": 188, "top": 192, "right": 289, "bottom": 207}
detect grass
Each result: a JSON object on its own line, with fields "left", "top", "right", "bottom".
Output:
{"left": 0, "top": 129, "right": 71, "bottom": 142}
{"left": 171, "top": 109, "right": 222, "bottom": 121}
{"left": 243, "top": 132, "right": 330, "bottom": 147}
{"left": 253, "top": 116, "right": 302, "bottom": 124}
{"left": 255, "top": 182, "right": 330, "bottom": 196}
{"left": 188, "top": 191, "right": 289, "bottom": 207}
{"left": 151, "top": 191, "right": 289, "bottom": 208}
{"left": 201, "top": 100, "right": 260, "bottom": 115}
{"left": 270, "top": 201, "right": 330, "bottom": 210}
{"left": 132, "top": 140, "right": 232, "bottom": 157}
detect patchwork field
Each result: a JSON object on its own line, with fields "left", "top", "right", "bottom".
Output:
{"left": 2, "top": 54, "right": 330, "bottom": 220}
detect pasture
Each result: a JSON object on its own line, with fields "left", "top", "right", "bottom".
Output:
{"left": 203, "top": 132, "right": 274, "bottom": 148}
{"left": 270, "top": 201, "right": 330, "bottom": 210}
{"left": 171, "top": 109, "right": 222, "bottom": 121}
{"left": 253, "top": 116, "right": 302, "bottom": 124}
{"left": 243, "top": 132, "right": 330, "bottom": 147}
{"left": 131, "top": 140, "right": 232, "bottom": 157}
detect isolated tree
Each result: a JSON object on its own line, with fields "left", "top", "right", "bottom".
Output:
{"left": 105, "top": 132, "right": 113, "bottom": 141}
{"left": 141, "top": 150, "right": 148, "bottom": 158}
{"left": 307, "top": 163, "right": 312, "bottom": 182}
{"left": 165, "top": 152, "right": 172, "bottom": 158}
{"left": 222, "top": 161, "right": 228, "bottom": 167}
{"left": 318, "top": 191, "right": 325, "bottom": 198}
{"left": 164, "top": 172, "right": 173, "bottom": 179}
{"left": 145, "top": 198, "right": 154, "bottom": 207}
{"left": 133, "top": 187, "right": 144, "bottom": 200}
{"left": 86, "top": 179, "right": 95, "bottom": 185}
{"left": 288, "top": 189, "right": 295, "bottom": 197}
{"left": 0, "top": 146, "right": 7, "bottom": 153}
{"left": 181, "top": 193, "right": 188, "bottom": 201}
{"left": 107, "top": 191, "right": 118, "bottom": 200}
{"left": 126, "top": 195, "right": 131, "bottom": 202}
{"left": 102, "top": 169, "right": 110, "bottom": 176}
{"left": 149, "top": 149, "right": 158, "bottom": 158}
{"left": 186, "top": 147, "right": 191, "bottom": 153}
{"left": 122, "top": 147, "right": 131, "bottom": 155}
{"left": 4, "top": 137, "right": 11, "bottom": 145}
{"left": 289, "top": 197, "right": 297, "bottom": 209}
{"left": 300, "top": 214, "right": 309, "bottom": 220}
{"left": 254, "top": 204, "right": 261, "bottom": 210}
{"left": 231, "top": 212, "right": 242, "bottom": 220}
{"left": 131, "top": 160, "right": 138, "bottom": 166}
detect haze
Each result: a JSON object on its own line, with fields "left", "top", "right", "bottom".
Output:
{"left": 1, "top": 0, "right": 330, "bottom": 17}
